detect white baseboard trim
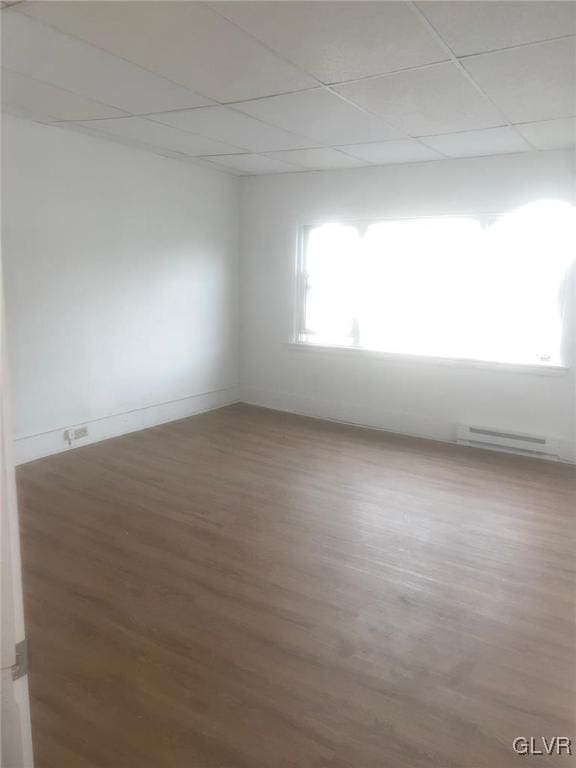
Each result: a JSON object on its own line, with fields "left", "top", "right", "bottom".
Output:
{"left": 240, "top": 386, "right": 576, "bottom": 464}
{"left": 14, "top": 386, "right": 239, "bottom": 465}
{"left": 15, "top": 384, "right": 575, "bottom": 466}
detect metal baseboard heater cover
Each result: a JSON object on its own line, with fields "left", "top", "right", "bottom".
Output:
{"left": 456, "top": 425, "right": 560, "bottom": 460}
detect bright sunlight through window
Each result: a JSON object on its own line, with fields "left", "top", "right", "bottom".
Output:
{"left": 298, "top": 202, "right": 576, "bottom": 367}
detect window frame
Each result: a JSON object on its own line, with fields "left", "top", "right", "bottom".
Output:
{"left": 292, "top": 215, "right": 570, "bottom": 375}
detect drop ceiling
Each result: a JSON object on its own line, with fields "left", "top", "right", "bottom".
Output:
{"left": 2, "top": 1, "right": 575, "bottom": 175}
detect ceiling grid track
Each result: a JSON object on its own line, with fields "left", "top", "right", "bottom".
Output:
{"left": 2, "top": 1, "right": 574, "bottom": 173}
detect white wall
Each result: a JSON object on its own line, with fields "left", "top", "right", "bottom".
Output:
{"left": 4, "top": 122, "right": 575, "bottom": 463}
{"left": 240, "top": 150, "right": 576, "bottom": 461}
{"left": 2, "top": 116, "right": 240, "bottom": 462}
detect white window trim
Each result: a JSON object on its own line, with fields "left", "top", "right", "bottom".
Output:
{"left": 293, "top": 215, "right": 572, "bottom": 375}
{"left": 285, "top": 341, "right": 569, "bottom": 376}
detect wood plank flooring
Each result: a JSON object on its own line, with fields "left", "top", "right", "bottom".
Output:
{"left": 16, "top": 404, "right": 576, "bottom": 768}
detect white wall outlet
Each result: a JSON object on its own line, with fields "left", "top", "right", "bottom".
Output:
{"left": 73, "top": 426, "right": 88, "bottom": 440}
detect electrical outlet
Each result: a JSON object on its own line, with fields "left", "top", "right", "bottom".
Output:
{"left": 63, "top": 426, "right": 89, "bottom": 445}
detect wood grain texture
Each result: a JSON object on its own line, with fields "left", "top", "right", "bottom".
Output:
{"left": 16, "top": 404, "right": 576, "bottom": 768}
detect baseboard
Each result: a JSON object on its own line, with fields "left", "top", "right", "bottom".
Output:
{"left": 240, "top": 386, "right": 576, "bottom": 464}
{"left": 15, "top": 385, "right": 574, "bottom": 466}
{"left": 241, "top": 384, "right": 454, "bottom": 439}
{"left": 561, "top": 440, "right": 576, "bottom": 464}
{"left": 14, "top": 386, "right": 239, "bottom": 465}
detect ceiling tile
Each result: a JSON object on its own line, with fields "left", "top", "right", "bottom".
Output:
{"left": 234, "top": 88, "right": 402, "bottom": 146}
{"left": 206, "top": 154, "right": 301, "bottom": 175}
{"left": 417, "top": 1, "right": 576, "bottom": 56}
{"left": 266, "top": 148, "right": 369, "bottom": 170}
{"left": 2, "top": 9, "right": 211, "bottom": 115}
{"left": 463, "top": 38, "right": 576, "bottom": 124}
{"left": 423, "top": 126, "right": 530, "bottom": 158}
{"left": 147, "top": 106, "right": 315, "bottom": 152}
{"left": 72, "top": 117, "right": 243, "bottom": 157}
{"left": 516, "top": 117, "right": 576, "bottom": 150}
{"left": 337, "top": 139, "right": 441, "bottom": 164}
{"left": 212, "top": 1, "right": 447, "bottom": 83}
{"left": 335, "top": 62, "right": 503, "bottom": 136}
{"left": 16, "top": 1, "right": 317, "bottom": 102}
{"left": 1, "top": 67, "right": 126, "bottom": 122}
{"left": 62, "top": 122, "right": 188, "bottom": 161}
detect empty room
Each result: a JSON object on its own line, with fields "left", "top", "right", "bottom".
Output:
{"left": 1, "top": 1, "right": 575, "bottom": 766}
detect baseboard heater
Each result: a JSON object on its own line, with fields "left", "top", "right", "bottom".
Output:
{"left": 456, "top": 425, "right": 560, "bottom": 460}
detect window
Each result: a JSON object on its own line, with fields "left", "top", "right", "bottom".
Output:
{"left": 297, "top": 201, "right": 576, "bottom": 367}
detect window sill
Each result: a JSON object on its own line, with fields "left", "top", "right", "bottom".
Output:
{"left": 285, "top": 342, "right": 569, "bottom": 376}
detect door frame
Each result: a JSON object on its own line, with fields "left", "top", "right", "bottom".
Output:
{"left": 1, "top": 250, "right": 33, "bottom": 766}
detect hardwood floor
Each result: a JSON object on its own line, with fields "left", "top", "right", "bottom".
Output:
{"left": 16, "top": 404, "right": 576, "bottom": 768}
